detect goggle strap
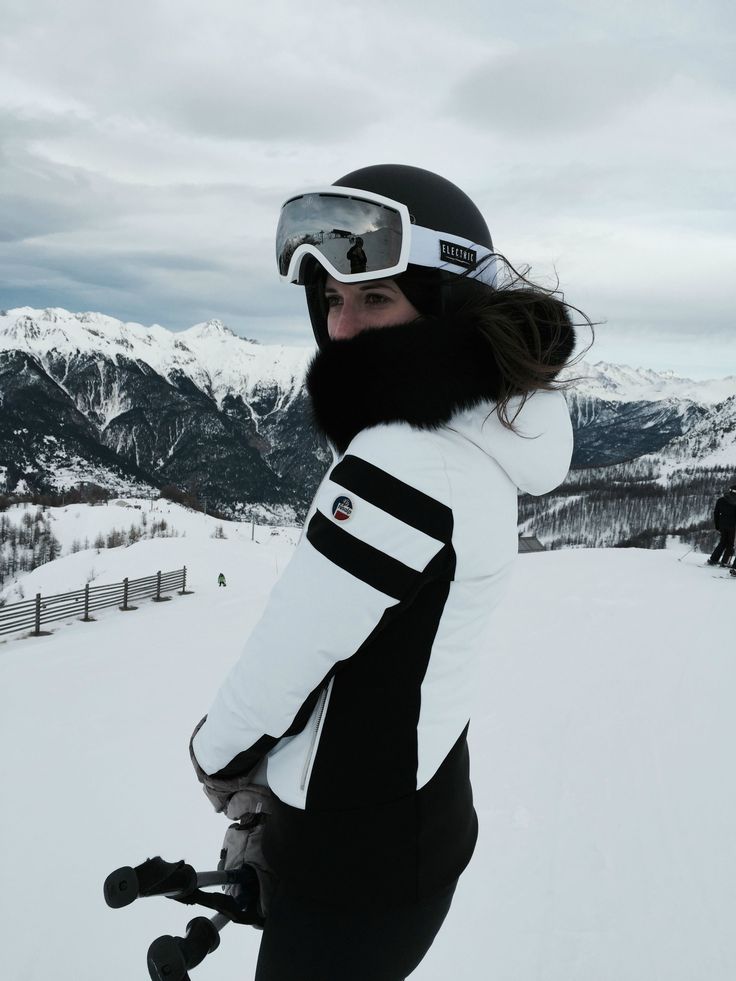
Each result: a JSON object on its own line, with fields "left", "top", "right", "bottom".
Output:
{"left": 408, "top": 225, "right": 498, "bottom": 286}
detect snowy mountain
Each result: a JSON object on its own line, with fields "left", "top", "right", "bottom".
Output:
{"left": 558, "top": 360, "right": 734, "bottom": 466}
{"left": 559, "top": 359, "right": 736, "bottom": 404}
{"left": 0, "top": 307, "right": 309, "bottom": 407}
{"left": 0, "top": 306, "right": 732, "bottom": 517}
{"left": 1, "top": 536, "right": 733, "bottom": 981}
{"left": 0, "top": 307, "right": 328, "bottom": 520}
{"left": 638, "top": 394, "right": 736, "bottom": 473}
{"left": 565, "top": 390, "right": 704, "bottom": 467}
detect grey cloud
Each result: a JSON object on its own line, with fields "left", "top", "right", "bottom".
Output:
{"left": 1, "top": 247, "right": 148, "bottom": 292}
{"left": 0, "top": 131, "right": 287, "bottom": 328}
{"left": 448, "top": 40, "right": 675, "bottom": 136}
{"left": 32, "top": 249, "right": 221, "bottom": 288}
{"left": 1, "top": 0, "right": 735, "bottom": 375}
{"left": 0, "top": 128, "right": 271, "bottom": 250}
{"left": 0, "top": 132, "right": 139, "bottom": 242}
{"left": 472, "top": 161, "right": 735, "bottom": 229}
{"left": 0, "top": 107, "right": 79, "bottom": 143}
{"left": 141, "top": 253, "right": 223, "bottom": 273}
{"left": 151, "top": 75, "right": 382, "bottom": 143}
{"left": 0, "top": 3, "right": 385, "bottom": 145}
{"left": 0, "top": 229, "right": 303, "bottom": 335}
{"left": 0, "top": 192, "right": 97, "bottom": 243}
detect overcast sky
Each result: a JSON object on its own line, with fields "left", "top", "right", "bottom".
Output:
{"left": 1, "top": 0, "right": 734, "bottom": 379}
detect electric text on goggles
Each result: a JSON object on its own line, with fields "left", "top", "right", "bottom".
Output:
{"left": 276, "top": 187, "right": 497, "bottom": 286}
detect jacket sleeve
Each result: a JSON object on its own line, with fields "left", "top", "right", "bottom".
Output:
{"left": 191, "top": 424, "right": 454, "bottom": 780}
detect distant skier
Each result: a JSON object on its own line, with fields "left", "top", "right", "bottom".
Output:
{"left": 217, "top": 572, "right": 226, "bottom": 587}
{"left": 707, "top": 483, "right": 736, "bottom": 567}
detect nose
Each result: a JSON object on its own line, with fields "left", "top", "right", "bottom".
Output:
{"left": 329, "top": 299, "right": 363, "bottom": 340}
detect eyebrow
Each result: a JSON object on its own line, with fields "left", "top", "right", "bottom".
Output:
{"left": 324, "top": 283, "right": 398, "bottom": 293}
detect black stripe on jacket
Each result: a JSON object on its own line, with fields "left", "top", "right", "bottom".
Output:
{"left": 331, "top": 455, "right": 453, "bottom": 540}
{"left": 306, "top": 512, "right": 418, "bottom": 599}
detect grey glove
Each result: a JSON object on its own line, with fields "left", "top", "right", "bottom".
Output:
{"left": 189, "top": 717, "right": 275, "bottom": 821}
{"left": 219, "top": 817, "right": 278, "bottom": 923}
{"left": 190, "top": 717, "right": 279, "bottom": 923}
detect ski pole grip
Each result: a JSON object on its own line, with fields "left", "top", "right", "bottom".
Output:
{"left": 104, "top": 866, "right": 140, "bottom": 909}
{"left": 147, "top": 917, "right": 220, "bottom": 981}
{"left": 104, "top": 857, "right": 198, "bottom": 909}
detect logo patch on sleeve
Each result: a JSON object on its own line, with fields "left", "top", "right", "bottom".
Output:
{"left": 331, "top": 496, "right": 354, "bottom": 521}
{"left": 439, "top": 240, "right": 478, "bottom": 269}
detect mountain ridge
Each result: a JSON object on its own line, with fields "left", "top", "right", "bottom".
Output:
{"left": 4, "top": 305, "right": 733, "bottom": 405}
{"left": 1, "top": 306, "right": 732, "bottom": 523}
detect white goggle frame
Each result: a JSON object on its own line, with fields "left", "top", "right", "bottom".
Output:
{"left": 277, "top": 186, "right": 497, "bottom": 287}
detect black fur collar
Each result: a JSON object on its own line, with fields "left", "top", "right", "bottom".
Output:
{"left": 305, "top": 313, "right": 503, "bottom": 454}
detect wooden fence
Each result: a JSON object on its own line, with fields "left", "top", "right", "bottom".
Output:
{"left": 0, "top": 567, "right": 191, "bottom": 638}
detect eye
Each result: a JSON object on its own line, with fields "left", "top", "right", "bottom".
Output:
{"left": 365, "top": 293, "right": 391, "bottom": 305}
{"left": 325, "top": 294, "right": 342, "bottom": 308}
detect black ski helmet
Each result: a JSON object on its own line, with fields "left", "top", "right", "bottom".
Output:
{"left": 302, "top": 164, "right": 495, "bottom": 348}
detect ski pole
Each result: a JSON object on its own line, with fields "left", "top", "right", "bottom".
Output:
{"left": 677, "top": 546, "right": 696, "bottom": 562}
{"left": 104, "top": 855, "right": 262, "bottom": 978}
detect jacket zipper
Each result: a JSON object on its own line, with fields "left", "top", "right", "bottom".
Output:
{"left": 300, "top": 680, "right": 331, "bottom": 791}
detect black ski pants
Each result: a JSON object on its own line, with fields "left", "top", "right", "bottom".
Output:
{"left": 254, "top": 877, "right": 458, "bottom": 981}
{"left": 710, "top": 528, "right": 735, "bottom": 566}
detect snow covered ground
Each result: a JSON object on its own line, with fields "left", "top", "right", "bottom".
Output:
{"left": 0, "top": 531, "right": 732, "bottom": 981}
{"left": 0, "top": 498, "right": 300, "bottom": 604}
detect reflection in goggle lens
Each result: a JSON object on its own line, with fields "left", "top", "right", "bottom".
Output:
{"left": 277, "top": 193, "right": 403, "bottom": 280}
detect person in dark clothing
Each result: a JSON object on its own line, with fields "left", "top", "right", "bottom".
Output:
{"left": 346, "top": 237, "right": 367, "bottom": 273}
{"left": 218, "top": 572, "right": 227, "bottom": 587}
{"left": 708, "top": 484, "right": 736, "bottom": 566}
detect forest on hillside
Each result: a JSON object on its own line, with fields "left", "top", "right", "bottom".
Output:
{"left": 520, "top": 463, "right": 732, "bottom": 553}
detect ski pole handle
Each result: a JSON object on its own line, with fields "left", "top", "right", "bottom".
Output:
{"left": 104, "top": 857, "right": 235, "bottom": 908}
{"left": 104, "top": 859, "right": 197, "bottom": 908}
{"left": 147, "top": 915, "right": 226, "bottom": 981}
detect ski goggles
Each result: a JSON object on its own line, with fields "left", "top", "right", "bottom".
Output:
{"left": 276, "top": 187, "right": 497, "bottom": 286}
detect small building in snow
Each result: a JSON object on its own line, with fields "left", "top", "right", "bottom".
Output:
{"left": 518, "top": 535, "right": 545, "bottom": 553}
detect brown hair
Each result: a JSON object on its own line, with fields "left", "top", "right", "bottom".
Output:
{"left": 395, "top": 254, "right": 597, "bottom": 430}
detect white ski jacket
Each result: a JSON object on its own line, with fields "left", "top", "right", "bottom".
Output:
{"left": 192, "top": 311, "right": 575, "bottom": 909}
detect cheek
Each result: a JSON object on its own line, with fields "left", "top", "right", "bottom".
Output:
{"left": 325, "top": 309, "right": 340, "bottom": 336}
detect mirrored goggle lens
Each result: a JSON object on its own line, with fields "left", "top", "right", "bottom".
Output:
{"left": 276, "top": 193, "right": 404, "bottom": 280}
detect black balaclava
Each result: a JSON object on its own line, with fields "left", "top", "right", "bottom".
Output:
{"left": 392, "top": 266, "right": 448, "bottom": 319}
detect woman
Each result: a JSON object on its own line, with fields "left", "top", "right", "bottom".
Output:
{"left": 190, "top": 164, "right": 586, "bottom": 980}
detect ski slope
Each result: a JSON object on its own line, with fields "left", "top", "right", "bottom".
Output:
{"left": 0, "top": 532, "right": 733, "bottom": 981}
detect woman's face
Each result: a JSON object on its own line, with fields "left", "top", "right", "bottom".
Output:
{"left": 324, "top": 274, "right": 420, "bottom": 341}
